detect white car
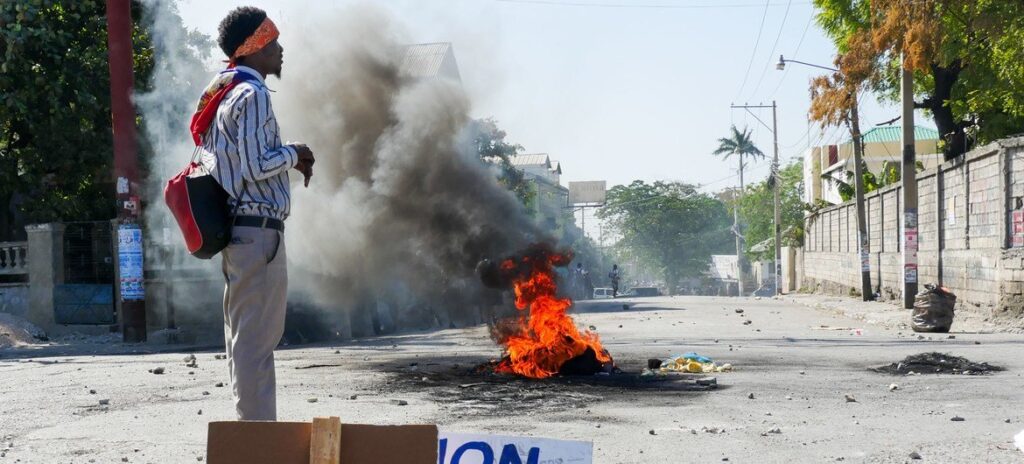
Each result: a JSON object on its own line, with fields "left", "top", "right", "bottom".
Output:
{"left": 593, "top": 287, "right": 614, "bottom": 299}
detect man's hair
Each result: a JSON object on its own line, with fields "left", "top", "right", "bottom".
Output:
{"left": 217, "top": 6, "right": 267, "bottom": 58}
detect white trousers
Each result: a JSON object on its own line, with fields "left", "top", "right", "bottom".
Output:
{"left": 221, "top": 226, "right": 287, "bottom": 420}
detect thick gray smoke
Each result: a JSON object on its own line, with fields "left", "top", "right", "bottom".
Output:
{"left": 139, "top": 3, "right": 543, "bottom": 335}
{"left": 277, "top": 7, "right": 541, "bottom": 331}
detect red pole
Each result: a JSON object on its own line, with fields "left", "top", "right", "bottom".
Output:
{"left": 107, "top": 0, "right": 147, "bottom": 342}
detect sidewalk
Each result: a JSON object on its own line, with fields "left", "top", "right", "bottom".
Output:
{"left": 782, "top": 292, "right": 1024, "bottom": 335}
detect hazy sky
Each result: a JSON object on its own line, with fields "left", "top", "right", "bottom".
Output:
{"left": 176, "top": 0, "right": 930, "bottom": 192}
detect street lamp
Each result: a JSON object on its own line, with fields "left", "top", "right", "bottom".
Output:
{"left": 777, "top": 55, "right": 874, "bottom": 302}
{"left": 777, "top": 55, "right": 838, "bottom": 73}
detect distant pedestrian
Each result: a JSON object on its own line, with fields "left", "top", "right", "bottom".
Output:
{"left": 609, "top": 264, "right": 621, "bottom": 297}
{"left": 583, "top": 268, "right": 594, "bottom": 299}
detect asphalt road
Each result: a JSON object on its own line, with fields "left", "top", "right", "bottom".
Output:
{"left": 1, "top": 295, "right": 1022, "bottom": 463}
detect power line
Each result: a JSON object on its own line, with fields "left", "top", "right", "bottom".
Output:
{"left": 745, "top": 0, "right": 793, "bottom": 101}
{"left": 495, "top": 0, "right": 806, "bottom": 9}
{"left": 734, "top": 0, "right": 772, "bottom": 101}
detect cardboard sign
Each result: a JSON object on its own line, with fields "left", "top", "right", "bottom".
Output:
{"left": 438, "top": 432, "right": 592, "bottom": 464}
{"left": 207, "top": 421, "right": 438, "bottom": 464}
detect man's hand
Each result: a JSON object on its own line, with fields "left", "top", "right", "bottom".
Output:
{"left": 292, "top": 144, "right": 315, "bottom": 187}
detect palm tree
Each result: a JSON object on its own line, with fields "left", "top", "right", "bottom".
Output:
{"left": 713, "top": 125, "right": 765, "bottom": 296}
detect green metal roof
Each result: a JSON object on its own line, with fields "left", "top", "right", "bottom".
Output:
{"left": 848, "top": 125, "right": 939, "bottom": 144}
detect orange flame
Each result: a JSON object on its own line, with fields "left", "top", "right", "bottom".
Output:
{"left": 494, "top": 251, "right": 610, "bottom": 379}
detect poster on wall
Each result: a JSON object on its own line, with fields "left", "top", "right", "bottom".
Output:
{"left": 118, "top": 224, "right": 145, "bottom": 302}
{"left": 1012, "top": 210, "right": 1024, "bottom": 247}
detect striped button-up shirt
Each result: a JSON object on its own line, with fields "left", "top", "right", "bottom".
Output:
{"left": 200, "top": 66, "right": 298, "bottom": 221}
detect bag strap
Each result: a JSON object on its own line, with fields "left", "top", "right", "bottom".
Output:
{"left": 189, "top": 146, "right": 202, "bottom": 164}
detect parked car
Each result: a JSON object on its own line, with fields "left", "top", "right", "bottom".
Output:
{"left": 625, "top": 286, "right": 661, "bottom": 297}
{"left": 593, "top": 287, "right": 614, "bottom": 299}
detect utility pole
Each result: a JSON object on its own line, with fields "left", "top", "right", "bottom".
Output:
{"left": 901, "top": 56, "right": 919, "bottom": 308}
{"left": 771, "top": 101, "right": 781, "bottom": 296}
{"left": 107, "top": 0, "right": 147, "bottom": 342}
{"left": 849, "top": 94, "right": 873, "bottom": 301}
{"left": 730, "top": 102, "right": 782, "bottom": 296}
{"left": 734, "top": 160, "right": 745, "bottom": 297}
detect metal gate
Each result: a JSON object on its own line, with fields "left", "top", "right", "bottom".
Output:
{"left": 55, "top": 221, "right": 115, "bottom": 324}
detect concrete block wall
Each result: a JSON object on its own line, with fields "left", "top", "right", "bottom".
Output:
{"left": 802, "top": 137, "right": 1024, "bottom": 317}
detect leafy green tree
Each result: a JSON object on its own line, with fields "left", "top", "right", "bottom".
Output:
{"left": 597, "top": 181, "right": 733, "bottom": 293}
{"left": 0, "top": 1, "right": 155, "bottom": 240}
{"left": 813, "top": 0, "right": 1024, "bottom": 160}
{"left": 469, "top": 117, "right": 534, "bottom": 208}
{"left": 736, "top": 159, "right": 805, "bottom": 261}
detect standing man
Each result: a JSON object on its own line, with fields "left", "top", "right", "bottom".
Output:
{"left": 609, "top": 264, "right": 621, "bottom": 298}
{"left": 194, "top": 6, "right": 314, "bottom": 421}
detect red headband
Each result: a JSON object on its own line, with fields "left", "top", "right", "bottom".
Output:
{"left": 229, "top": 17, "right": 279, "bottom": 66}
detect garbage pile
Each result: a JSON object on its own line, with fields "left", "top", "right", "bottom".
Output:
{"left": 645, "top": 352, "right": 733, "bottom": 375}
{"left": 873, "top": 352, "right": 1003, "bottom": 376}
{"left": 912, "top": 284, "right": 956, "bottom": 333}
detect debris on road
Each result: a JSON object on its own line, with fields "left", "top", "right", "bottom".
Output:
{"left": 874, "top": 353, "right": 1004, "bottom": 376}
{"left": 696, "top": 377, "right": 718, "bottom": 387}
{"left": 844, "top": 394, "right": 857, "bottom": 403}
{"left": 888, "top": 383, "right": 899, "bottom": 391}
{"left": 307, "top": 397, "right": 318, "bottom": 403}
{"left": 748, "top": 393, "right": 755, "bottom": 400}
{"left": 215, "top": 382, "right": 224, "bottom": 388}
{"left": 761, "top": 428, "right": 782, "bottom": 436}
{"left": 390, "top": 399, "right": 409, "bottom": 406}
{"left": 214, "top": 354, "right": 226, "bottom": 360}
{"left": 148, "top": 367, "right": 165, "bottom": 375}
{"left": 734, "top": 309, "right": 744, "bottom": 314}
{"left": 656, "top": 352, "right": 733, "bottom": 373}
{"left": 909, "top": 451, "right": 922, "bottom": 460}
{"left": 951, "top": 416, "right": 965, "bottom": 422}
{"left": 183, "top": 354, "right": 197, "bottom": 368}
{"left": 912, "top": 284, "right": 956, "bottom": 333}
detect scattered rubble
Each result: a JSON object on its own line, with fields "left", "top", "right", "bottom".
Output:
{"left": 390, "top": 399, "right": 409, "bottom": 406}
{"left": 874, "top": 353, "right": 1004, "bottom": 375}
{"left": 148, "top": 367, "right": 165, "bottom": 375}
{"left": 761, "top": 428, "right": 782, "bottom": 436}
{"left": 214, "top": 354, "right": 226, "bottom": 360}
{"left": 950, "top": 416, "right": 965, "bottom": 422}
{"left": 844, "top": 394, "right": 857, "bottom": 403}
{"left": 909, "top": 451, "right": 922, "bottom": 460}
{"left": 184, "top": 354, "right": 198, "bottom": 368}
{"left": 0, "top": 313, "right": 47, "bottom": 347}
{"left": 888, "top": 384, "right": 899, "bottom": 391}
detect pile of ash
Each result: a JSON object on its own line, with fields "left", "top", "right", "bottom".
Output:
{"left": 874, "top": 352, "right": 1004, "bottom": 375}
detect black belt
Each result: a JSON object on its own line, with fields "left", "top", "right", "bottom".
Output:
{"left": 233, "top": 216, "right": 284, "bottom": 232}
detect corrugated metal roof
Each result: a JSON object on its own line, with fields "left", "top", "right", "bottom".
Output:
{"left": 401, "top": 42, "right": 457, "bottom": 79}
{"left": 850, "top": 125, "right": 940, "bottom": 144}
{"left": 509, "top": 153, "right": 550, "bottom": 167}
